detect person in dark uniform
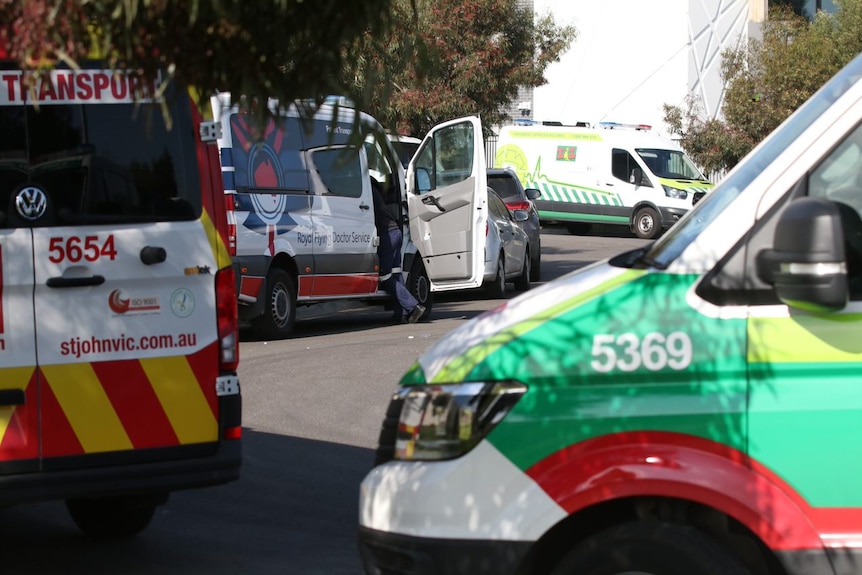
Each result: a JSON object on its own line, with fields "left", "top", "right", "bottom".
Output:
{"left": 371, "top": 178, "right": 426, "bottom": 324}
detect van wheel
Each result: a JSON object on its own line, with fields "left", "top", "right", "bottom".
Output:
{"left": 407, "top": 258, "right": 433, "bottom": 320}
{"left": 634, "top": 206, "right": 662, "bottom": 239}
{"left": 66, "top": 495, "right": 161, "bottom": 538}
{"left": 486, "top": 254, "right": 506, "bottom": 298}
{"left": 252, "top": 268, "right": 297, "bottom": 339}
{"left": 514, "top": 250, "right": 531, "bottom": 292}
{"left": 549, "top": 522, "right": 750, "bottom": 575}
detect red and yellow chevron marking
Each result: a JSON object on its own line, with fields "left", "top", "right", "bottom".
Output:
{"left": 37, "top": 342, "right": 220, "bottom": 457}
{"left": 0, "top": 366, "right": 38, "bottom": 461}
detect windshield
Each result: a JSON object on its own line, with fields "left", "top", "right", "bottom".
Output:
{"left": 638, "top": 52, "right": 862, "bottom": 268}
{"left": 0, "top": 66, "right": 201, "bottom": 225}
{"left": 636, "top": 148, "right": 706, "bottom": 180}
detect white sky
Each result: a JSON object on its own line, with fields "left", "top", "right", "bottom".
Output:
{"left": 533, "top": 0, "right": 691, "bottom": 136}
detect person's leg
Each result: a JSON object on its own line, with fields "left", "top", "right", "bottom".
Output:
{"left": 388, "top": 227, "right": 422, "bottom": 322}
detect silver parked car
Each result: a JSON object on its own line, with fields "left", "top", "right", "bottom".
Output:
{"left": 483, "top": 189, "right": 531, "bottom": 298}
{"left": 487, "top": 167, "right": 542, "bottom": 281}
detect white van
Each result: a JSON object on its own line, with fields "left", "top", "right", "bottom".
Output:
{"left": 494, "top": 122, "right": 714, "bottom": 238}
{"left": 210, "top": 96, "right": 489, "bottom": 338}
{"left": 0, "top": 63, "right": 241, "bottom": 537}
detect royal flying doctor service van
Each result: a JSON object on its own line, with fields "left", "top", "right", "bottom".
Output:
{"left": 360, "top": 52, "right": 862, "bottom": 575}
{"left": 0, "top": 60, "right": 242, "bottom": 537}
{"left": 494, "top": 122, "right": 714, "bottom": 239}
{"left": 211, "top": 95, "right": 489, "bottom": 338}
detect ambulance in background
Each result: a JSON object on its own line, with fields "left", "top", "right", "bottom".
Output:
{"left": 211, "top": 95, "right": 489, "bottom": 339}
{"left": 0, "top": 60, "right": 242, "bottom": 537}
{"left": 494, "top": 122, "right": 713, "bottom": 239}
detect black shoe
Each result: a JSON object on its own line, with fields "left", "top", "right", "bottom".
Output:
{"left": 391, "top": 315, "right": 407, "bottom": 325}
{"left": 407, "top": 304, "right": 426, "bottom": 324}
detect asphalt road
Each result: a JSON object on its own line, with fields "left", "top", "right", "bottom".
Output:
{"left": 0, "top": 225, "right": 649, "bottom": 575}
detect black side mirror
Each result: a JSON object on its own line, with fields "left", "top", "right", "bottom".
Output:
{"left": 756, "top": 197, "right": 848, "bottom": 312}
{"left": 525, "top": 188, "right": 541, "bottom": 200}
{"left": 630, "top": 168, "right": 643, "bottom": 186}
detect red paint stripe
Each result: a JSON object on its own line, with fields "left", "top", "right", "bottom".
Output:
{"left": 309, "top": 274, "right": 378, "bottom": 296}
{"left": 39, "top": 371, "right": 85, "bottom": 458}
{"left": 240, "top": 276, "right": 264, "bottom": 299}
{"left": 185, "top": 342, "right": 220, "bottom": 416}
{"left": 526, "top": 431, "right": 823, "bottom": 550}
{"left": 92, "top": 360, "right": 179, "bottom": 449}
{"left": 298, "top": 275, "right": 313, "bottom": 297}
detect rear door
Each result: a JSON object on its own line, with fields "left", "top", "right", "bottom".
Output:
{"left": 16, "top": 69, "right": 223, "bottom": 468}
{"left": 0, "top": 134, "right": 39, "bottom": 472}
{"left": 407, "top": 117, "right": 487, "bottom": 291}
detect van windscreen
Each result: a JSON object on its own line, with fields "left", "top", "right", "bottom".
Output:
{"left": 0, "top": 76, "right": 201, "bottom": 227}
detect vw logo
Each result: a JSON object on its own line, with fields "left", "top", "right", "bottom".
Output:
{"left": 15, "top": 186, "right": 48, "bottom": 221}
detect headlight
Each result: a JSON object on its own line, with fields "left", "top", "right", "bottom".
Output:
{"left": 663, "top": 185, "right": 688, "bottom": 200}
{"left": 392, "top": 381, "right": 527, "bottom": 461}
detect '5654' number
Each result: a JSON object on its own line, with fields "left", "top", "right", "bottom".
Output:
{"left": 591, "top": 332, "right": 692, "bottom": 373}
{"left": 48, "top": 235, "right": 118, "bottom": 263}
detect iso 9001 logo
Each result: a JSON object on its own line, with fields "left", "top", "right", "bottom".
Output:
{"left": 170, "top": 288, "right": 195, "bottom": 318}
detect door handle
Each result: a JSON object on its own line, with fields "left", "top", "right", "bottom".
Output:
{"left": 46, "top": 275, "right": 106, "bottom": 288}
{"left": 421, "top": 195, "right": 446, "bottom": 212}
{"left": 359, "top": 203, "right": 371, "bottom": 211}
{"left": 0, "top": 389, "right": 25, "bottom": 406}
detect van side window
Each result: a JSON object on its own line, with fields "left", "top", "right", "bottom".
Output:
{"left": 808, "top": 121, "right": 862, "bottom": 297}
{"left": 310, "top": 148, "right": 363, "bottom": 198}
{"left": 413, "top": 122, "right": 474, "bottom": 191}
{"left": 699, "top": 121, "right": 862, "bottom": 305}
{"left": 611, "top": 148, "right": 649, "bottom": 186}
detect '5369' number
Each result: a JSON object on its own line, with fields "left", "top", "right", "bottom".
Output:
{"left": 48, "top": 235, "right": 118, "bottom": 263}
{"left": 591, "top": 332, "right": 693, "bottom": 373}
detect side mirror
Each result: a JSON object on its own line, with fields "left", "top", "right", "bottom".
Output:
{"left": 525, "top": 188, "right": 541, "bottom": 200}
{"left": 630, "top": 168, "right": 643, "bottom": 186}
{"left": 756, "top": 197, "right": 848, "bottom": 312}
{"left": 416, "top": 168, "right": 432, "bottom": 193}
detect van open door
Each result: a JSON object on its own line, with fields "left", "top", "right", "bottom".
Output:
{"left": 407, "top": 116, "right": 487, "bottom": 291}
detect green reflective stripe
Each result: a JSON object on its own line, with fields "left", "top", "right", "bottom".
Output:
{"left": 538, "top": 211, "right": 629, "bottom": 224}
{"left": 429, "top": 270, "right": 646, "bottom": 384}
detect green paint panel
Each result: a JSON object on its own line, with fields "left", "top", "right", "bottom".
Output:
{"left": 471, "top": 273, "right": 748, "bottom": 471}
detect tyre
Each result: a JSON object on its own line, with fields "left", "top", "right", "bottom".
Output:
{"left": 530, "top": 243, "right": 541, "bottom": 282}
{"left": 485, "top": 253, "right": 506, "bottom": 299}
{"left": 514, "top": 250, "right": 531, "bottom": 291}
{"left": 66, "top": 495, "right": 161, "bottom": 538}
{"left": 567, "top": 223, "right": 592, "bottom": 235}
{"left": 251, "top": 267, "right": 297, "bottom": 339}
{"left": 407, "top": 257, "right": 433, "bottom": 320}
{"left": 633, "top": 206, "right": 662, "bottom": 239}
{"left": 549, "top": 522, "right": 750, "bottom": 575}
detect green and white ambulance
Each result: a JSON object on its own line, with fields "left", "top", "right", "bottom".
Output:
{"left": 494, "top": 122, "right": 713, "bottom": 239}
{"left": 359, "top": 51, "right": 862, "bottom": 575}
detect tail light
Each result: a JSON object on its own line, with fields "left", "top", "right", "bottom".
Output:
{"left": 216, "top": 267, "right": 239, "bottom": 371}
{"left": 225, "top": 194, "right": 237, "bottom": 257}
{"left": 505, "top": 200, "right": 531, "bottom": 212}
{"left": 486, "top": 221, "right": 489, "bottom": 236}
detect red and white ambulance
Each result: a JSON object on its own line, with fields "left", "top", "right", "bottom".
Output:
{"left": 0, "top": 60, "right": 242, "bottom": 536}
